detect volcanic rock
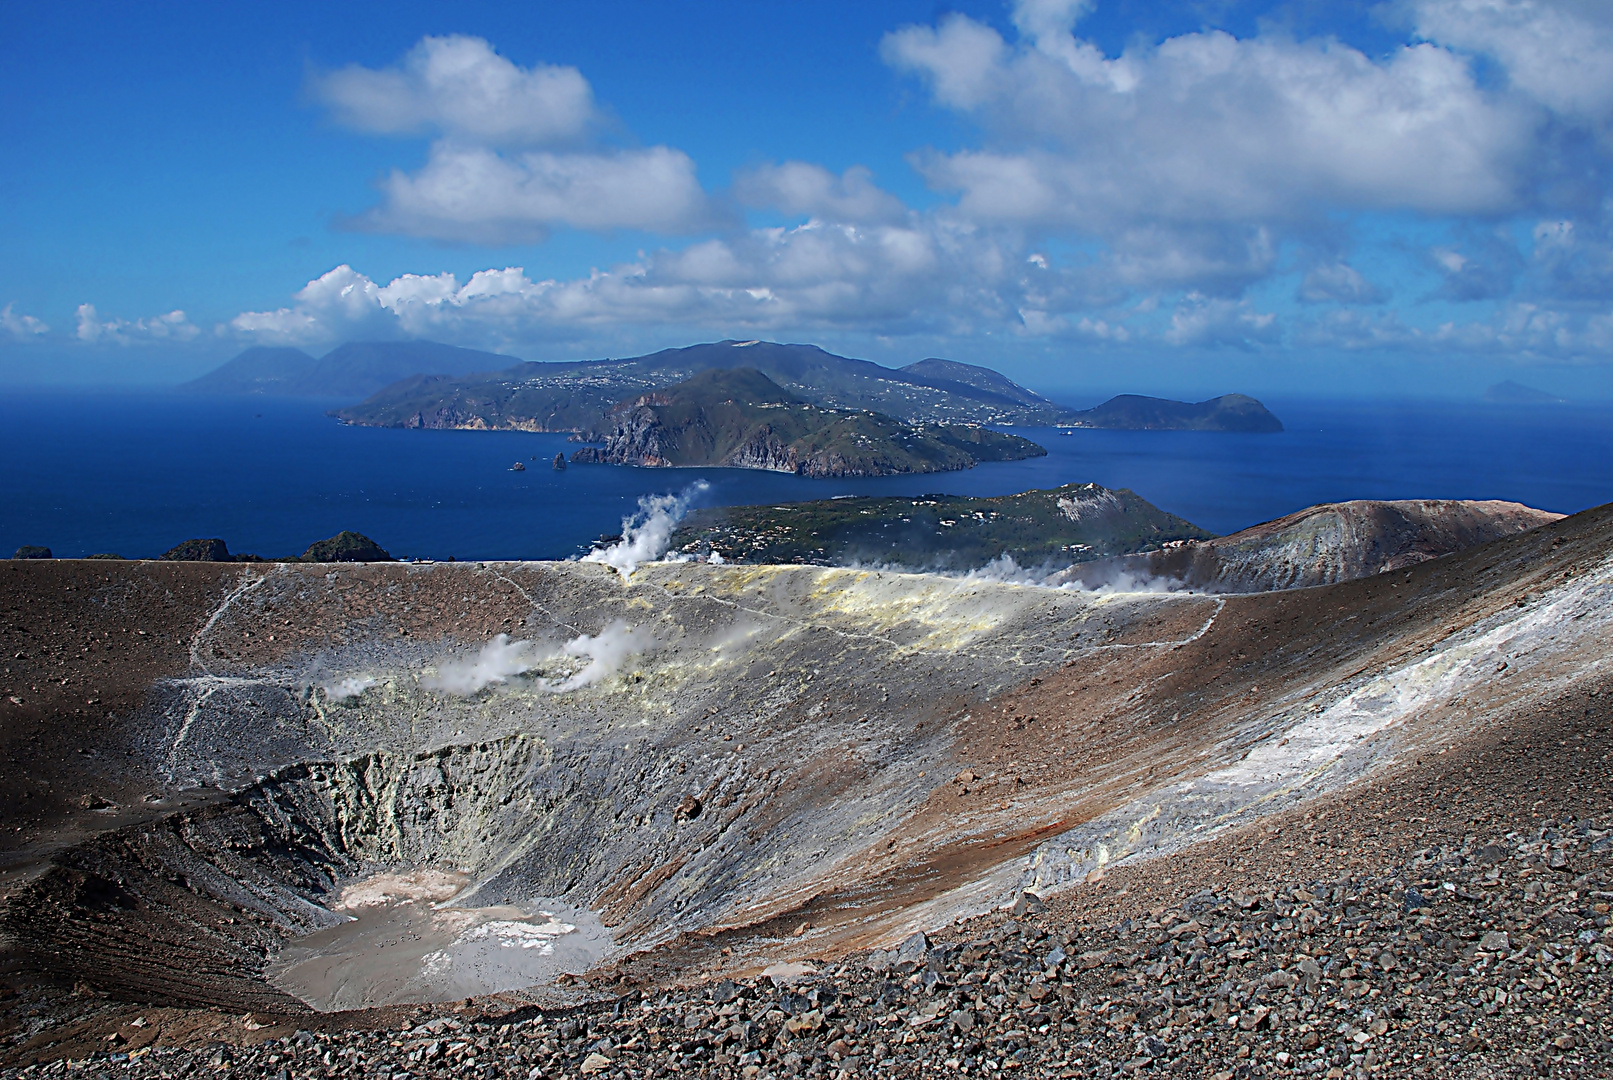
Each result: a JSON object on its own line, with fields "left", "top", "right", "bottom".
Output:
{"left": 160, "top": 538, "right": 232, "bottom": 562}
{"left": 298, "top": 530, "right": 392, "bottom": 562}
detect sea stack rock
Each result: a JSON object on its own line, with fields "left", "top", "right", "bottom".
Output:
{"left": 300, "top": 530, "right": 393, "bottom": 563}
{"left": 553, "top": 452, "right": 567, "bottom": 471}
{"left": 161, "top": 538, "right": 232, "bottom": 561}
{"left": 11, "top": 545, "right": 52, "bottom": 559}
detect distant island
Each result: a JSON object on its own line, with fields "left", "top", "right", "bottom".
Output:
{"left": 158, "top": 530, "right": 394, "bottom": 563}
{"left": 183, "top": 341, "right": 518, "bottom": 399}
{"left": 670, "top": 482, "right": 1213, "bottom": 569}
{"left": 569, "top": 368, "right": 1044, "bottom": 477}
{"left": 1063, "top": 393, "right": 1283, "bottom": 432}
{"left": 189, "top": 337, "right": 1284, "bottom": 438}
{"left": 1483, "top": 380, "right": 1566, "bottom": 405}
{"left": 12, "top": 531, "right": 395, "bottom": 563}
{"left": 329, "top": 339, "right": 1077, "bottom": 430}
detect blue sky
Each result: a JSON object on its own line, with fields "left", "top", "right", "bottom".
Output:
{"left": 5, "top": 0, "right": 1613, "bottom": 399}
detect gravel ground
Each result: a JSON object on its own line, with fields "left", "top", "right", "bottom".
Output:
{"left": 6, "top": 680, "right": 1609, "bottom": 1079}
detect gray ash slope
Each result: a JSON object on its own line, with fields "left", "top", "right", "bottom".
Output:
{"left": 1068, "top": 498, "right": 1561, "bottom": 592}
{"left": 0, "top": 501, "right": 1609, "bottom": 1074}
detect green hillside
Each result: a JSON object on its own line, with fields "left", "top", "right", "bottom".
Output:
{"left": 669, "top": 482, "right": 1214, "bottom": 569}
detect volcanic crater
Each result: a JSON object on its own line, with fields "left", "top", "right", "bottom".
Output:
{"left": 1, "top": 502, "right": 1611, "bottom": 1067}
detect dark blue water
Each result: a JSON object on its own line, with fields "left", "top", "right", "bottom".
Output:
{"left": 2, "top": 390, "right": 1610, "bottom": 561}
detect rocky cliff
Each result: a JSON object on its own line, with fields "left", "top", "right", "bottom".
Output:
{"left": 569, "top": 368, "right": 1045, "bottom": 477}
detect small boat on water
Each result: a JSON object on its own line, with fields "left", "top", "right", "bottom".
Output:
{"left": 510, "top": 461, "right": 526, "bottom": 472}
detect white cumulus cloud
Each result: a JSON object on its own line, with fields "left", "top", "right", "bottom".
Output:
{"left": 75, "top": 304, "right": 199, "bottom": 345}
{"left": 1406, "top": 0, "right": 1613, "bottom": 124}
{"left": 886, "top": 5, "right": 1533, "bottom": 233}
{"left": 1163, "top": 295, "right": 1279, "bottom": 349}
{"left": 1, "top": 304, "right": 49, "bottom": 339}
{"left": 313, "top": 35, "right": 712, "bottom": 242}
{"left": 737, "top": 163, "right": 909, "bottom": 226}
{"left": 1298, "top": 262, "right": 1387, "bottom": 305}
{"left": 359, "top": 142, "right": 711, "bottom": 242}
{"left": 311, "top": 34, "right": 598, "bottom": 145}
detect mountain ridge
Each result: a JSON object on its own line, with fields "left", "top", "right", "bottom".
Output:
{"left": 336, "top": 339, "right": 1076, "bottom": 430}
{"left": 329, "top": 338, "right": 1284, "bottom": 434}
{"left": 184, "top": 340, "right": 519, "bottom": 398}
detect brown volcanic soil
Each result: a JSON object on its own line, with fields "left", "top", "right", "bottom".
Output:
{"left": 0, "top": 560, "right": 541, "bottom": 846}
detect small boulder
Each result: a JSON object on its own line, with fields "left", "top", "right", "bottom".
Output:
{"left": 161, "top": 538, "right": 232, "bottom": 562}
{"left": 783, "top": 1009, "right": 824, "bottom": 1035}
{"left": 1012, "top": 891, "right": 1047, "bottom": 916}
{"left": 11, "top": 546, "right": 51, "bottom": 559}
{"left": 300, "top": 531, "right": 393, "bottom": 563}
{"left": 1478, "top": 930, "right": 1510, "bottom": 953}
{"left": 896, "top": 931, "right": 929, "bottom": 964}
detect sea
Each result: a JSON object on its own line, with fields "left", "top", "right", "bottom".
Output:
{"left": 3, "top": 389, "right": 1611, "bottom": 562}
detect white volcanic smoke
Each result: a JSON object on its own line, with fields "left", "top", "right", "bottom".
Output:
{"left": 324, "top": 675, "right": 378, "bottom": 701}
{"left": 541, "top": 619, "right": 654, "bottom": 691}
{"left": 962, "top": 554, "right": 1054, "bottom": 587}
{"left": 584, "top": 482, "right": 709, "bottom": 575}
{"left": 422, "top": 634, "right": 543, "bottom": 695}
{"left": 422, "top": 621, "right": 655, "bottom": 696}
{"left": 961, "top": 554, "right": 1187, "bottom": 595}
{"left": 1069, "top": 569, "right": 1189, "bottom": 596}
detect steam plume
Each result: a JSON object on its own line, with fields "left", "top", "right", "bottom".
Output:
{"left": 584, "top": 482, "right": 709, "bottom": 576}
{"left": 541, "top": 619, "right": 654, "bottom": 691}
{"left": 324, "top": 675, "right": 378, "bottom": 701}
{"left": 422, "top": 621, "right": 655, "bottom": 695}
{"left": 962, "top": 554, "right": 1187, "bottom": 594}
{"left": 422, "top": 634, "right": 542, "bottom": 695}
